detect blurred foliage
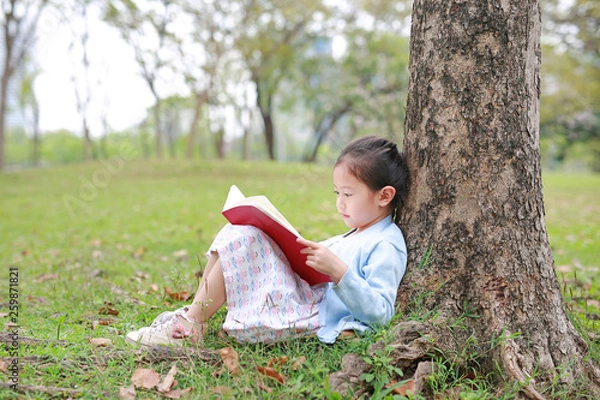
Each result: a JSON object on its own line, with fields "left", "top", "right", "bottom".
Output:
{"left": 541, "top": 0, "right": 600, "bottom": 171}
{"left": 2, "top": 0, "right": 599, "bottom": 171}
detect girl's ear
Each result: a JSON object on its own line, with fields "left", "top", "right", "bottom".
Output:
{"left": 378, "top": 186, "right": 396, "bottom": 207}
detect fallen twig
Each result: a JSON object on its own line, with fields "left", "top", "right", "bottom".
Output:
{"left": 0, "top": 382, "right": 82, "bottom": 397}
{"left": 0, "top": 333, "right": 68, "bottom": 346}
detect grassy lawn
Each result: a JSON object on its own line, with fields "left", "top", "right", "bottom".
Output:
{"left": 0, "top": 160, "right": 598, "bottom": 399}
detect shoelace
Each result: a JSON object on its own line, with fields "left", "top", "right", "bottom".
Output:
{"left": 149, "top": 306, "right": 190, "bottom": 328}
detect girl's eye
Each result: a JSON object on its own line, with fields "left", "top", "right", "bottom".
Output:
{"left": 334, "top": 190, "right": 351, "bottom": 197}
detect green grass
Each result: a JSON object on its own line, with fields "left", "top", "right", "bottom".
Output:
{"left": 542, "top": 172, "right": 600, "bottom": 333}
{"left": 0, "top": 160, "right": 598, "bottom": 399}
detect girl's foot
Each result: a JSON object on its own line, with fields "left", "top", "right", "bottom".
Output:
{"left": 126, "top": 313, "right": 204, "bottom": 347}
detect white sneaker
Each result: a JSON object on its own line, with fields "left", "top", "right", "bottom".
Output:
{"left": 126, "top": 313, "right": 204, "bottom": 347}
{"left": 148, "top": 305, "right": 191, "bottom": 328}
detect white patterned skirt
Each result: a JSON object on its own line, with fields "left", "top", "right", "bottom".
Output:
{"left": 208, "top": 224, "right": 327, "bottom": 343}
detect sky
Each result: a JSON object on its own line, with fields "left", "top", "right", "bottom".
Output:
{"left": 33, "top": 6, "right": 152, "bottom": 136}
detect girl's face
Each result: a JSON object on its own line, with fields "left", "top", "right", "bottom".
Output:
{"left": 333, "top": 165, "right": 391, "bottom": 233}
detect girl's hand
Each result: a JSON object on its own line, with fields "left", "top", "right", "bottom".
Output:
{"left": 297, "top": 237, "right": 348, "bottom": 284}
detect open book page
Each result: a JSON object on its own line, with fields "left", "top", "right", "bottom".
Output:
{"left": 222, "top": 185, "right": 301, "bottom": 237}
{"left": 221, "top": 185, "right": 330, "bottom": 285}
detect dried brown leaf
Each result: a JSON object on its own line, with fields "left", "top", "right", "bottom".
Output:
{"left": 587, "top": 299, "right": 600, "bottom": 308}
{"left": 27, "top": 295, "right": 47, "bottom": 304}
{"left": 35, "top": 273, "right": 59, "bottom": 283}
{"left": 119, "top": 385, "right": 136, "bottom": 400}
{"left": 172, "top": 249, "right": 189, "bottom": 261}
{"left": 164, "top": 287, "right": 192, "bottom": 301}
{"left": 158, "top": 364, "right": 178, "bottom": 393}
{"left": 388, "top": 379, "right": 415, "bottom": 396}
{"left": 131, "top": 368, "right": 161, "bottom": 390}
{"left": 160, "top": 387, "right": 192, "bottom": 399}
{"left": 133, "top": 246, "right": 146, "bottom": 259}
{"left": 99, "top": 301, "right": 120, "bottom": 316}
{"left": 219, "top": 347, "right": 240, "bottom": 375}
{"left": 89, "top": 338, "right": 112, "bottom": 347}
{"left": 267, "top": 356, "right": 289, "bottom": 367}
{"left": 135, "top": 270, "right": 150, "bottom": 279}
{"left": 0, "top": 359, "right": 6, "bottom": 373}
{"left": 211, "top": 386, "right": 231, "bottom": 395}
{"left": 256, "top": 365, "right": 285, "bottom": 384}
{"left": 292, "top": 356, "right": 307, "bottom": 371}
{"left": 258, "top": 382, "right": 273, "bottom": 393}
{"left": 556, "top": 265, "right": 572, "bottom": 273}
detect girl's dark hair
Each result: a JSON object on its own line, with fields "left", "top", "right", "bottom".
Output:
{"left": 335, "top": 136, "right": 409, "bottom": 224}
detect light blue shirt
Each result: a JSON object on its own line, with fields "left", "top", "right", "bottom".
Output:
{"left": 316, "top": 215, "right": 407, "bottom": 343}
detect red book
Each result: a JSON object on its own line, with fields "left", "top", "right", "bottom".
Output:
{"left": 221, "top": 185, "right": 331, "bottom": 286}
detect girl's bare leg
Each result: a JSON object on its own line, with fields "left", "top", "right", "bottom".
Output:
{"left": 186, "top": 251, "right": 226, "bottom": 322}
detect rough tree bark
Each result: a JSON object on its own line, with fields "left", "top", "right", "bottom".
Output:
{"left": 331, "top": 0, "right": 600, "bottom": 398}
{"left": 390, "top": 0, "right": 600, "bottom": 397}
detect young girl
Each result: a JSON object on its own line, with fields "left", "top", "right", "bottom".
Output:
{"left": 126, "top": 136, "right": 409, "bottom": 346}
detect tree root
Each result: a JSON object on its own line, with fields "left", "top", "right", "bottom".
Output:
{"left": 329, "top": 321, "right": 434, "bottom": 397}
{"left": 501, "top": 343, "right": 547, "bottom": 400}
{"left": 328, "top": 353, "right": 369, "bottom": 397}
{"left": 328, "top": 319, "right": 600, "bottom": 399}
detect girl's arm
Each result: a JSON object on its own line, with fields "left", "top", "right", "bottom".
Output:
{"left": 298, "top": 237, "right": 406, "bottom": 326}
{"left": 333, "top": 241, "right": 406, "bottom": 325}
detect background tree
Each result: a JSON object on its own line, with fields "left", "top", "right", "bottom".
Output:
{"left": 543, "top": 0, "right": 599, "bottom": 58}
{"left": 17, "top": 66, "right": 39, "bottom": 165}
{"left": 104, "top": 0, "right": 179, "bottom": 158}
{"left": 230, "top": 0, "right": 328, "bottom": 160}
{"left": 175, "top": 0, "right": 230, "bottom": 159}
{"left": 67, "top": 0, "right": 96, "bottom": 161}
{"left": 540, "top": 0, "right": 599, "bottom": 171}
{"left": 540, "top": 43, "right": 599, "bottom": 170}
{"left": 0, "top": 0, "right": 49, "bottom": 170}
{"left": 295, "top": 1, "right": 411, "bottom": 162}
{"left": 360, "top": 0, "right": 600, "bottom": 397}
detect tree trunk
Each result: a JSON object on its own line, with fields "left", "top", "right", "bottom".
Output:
{"left": 261, "top": 108, "right": 275, "bottom": 160}
{"left": 242, "top": 126, "right": 249, "bottom": 160}
{"left": 255, "top": 82, "right": 275, "bottom": 160}
{"left": 0, "top": 70, "right": 8, "bottom": 170}
{"left": 303, "top": 102, "right": 351, "bottom": 162}
{"left": 0, "top": 29, "right": 12, "bottom": 170}
{"left": 391, "top": 0, "right": 600, "bottom": 397}
{"left": 215, "top": 128, "right": 225, "bottom": 159}
{"left": 186, "top": 91, "right": 207, "bottom": 159}
{"left": 83, "top": 119, "right": 92, "bottom": 161}
{"left": 32, "top": 119, "right": 40, "bottom": 167}
{"left": 154, "top": 97, "right": 163, "bottom": 158}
